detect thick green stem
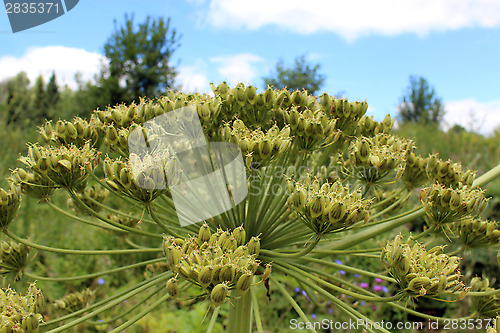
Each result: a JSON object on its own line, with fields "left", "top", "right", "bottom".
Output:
{"left": 473, "top": 163, "right": 500, "bottom": 188}
{"left": 324, "top": 208, "right": 425, "bottom": 251}
{"left": 45, "top": 273, "right": 170, "bottom": 332}
{"left": 250, "top": 287, "right": 264, "bottom": 333}
{"left": 260, "top": 235, "right": 321, "bottom": 258}
{"left": 4, "top": 230, "right": 161, "bottom": 255}
{"left": 25, "top": 258, "right": 164, "bottom": 281}
{"left": 324, "top": 162, "right": 500, "bottom": 253}
{"left": 147, "top": 204, "right": 182, "bottom": 238}
{"left": 227, "top": 287, "right": 253, "bottom": 333}
{"left": 207, "top": 307, "right": 220, "bottom": 333}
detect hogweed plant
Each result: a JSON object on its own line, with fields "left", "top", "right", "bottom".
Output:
{"left": 0, "top": 82, "right": 500, "bottom": 332}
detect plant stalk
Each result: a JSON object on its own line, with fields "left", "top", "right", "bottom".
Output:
{"left": 227, "top": 287, "right": 253, "bottom": 333}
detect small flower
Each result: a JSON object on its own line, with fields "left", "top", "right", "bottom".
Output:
{"left": 360, "top": 282, "right": 369, "bottom": 289}
{"left": 97, "top": 278, "right": 105, "bottom": 285}
{"left": 335, "top": 259, "right": 342, "bottom": 265}
{"left": 340, "top": 270, "right": 346, "bottom": 275}
{"left": 375, "top": 278, "right": 383, "bottom": 283}
{"left": 373, "top": 285, "right": 383, "bottom": 292}
{"left": 382, "top": 286, "right": 389, "bottom": 293}
{"left": 361, "top": 301, "right": 366, "bottom": 306}
{"left": 311, "top": 313, "right": 317, "bottom": 319}
{"left": 354, "top": 274, "right": 360, "bottom": 278}
{"left": 294, "top": 287, "right": 301, "bottom": 293}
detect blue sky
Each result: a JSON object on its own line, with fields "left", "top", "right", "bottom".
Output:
{"left": 2, "top": 0, "right": 500, "bottom": 134}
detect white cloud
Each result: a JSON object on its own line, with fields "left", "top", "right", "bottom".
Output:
{"left": 210, "top": 53, "right": 264, "bottom": 86}
{"left": 176, "top": 60, "right": 212, "bottom": 94}
{"left": 0, "top": 46, "right": 105, "bottom": 89}
{"left": 444, "top": 99, "right": 500, "bottom": 135}
{"left": 202, "top": 0, "right": 500, "bottom": 40}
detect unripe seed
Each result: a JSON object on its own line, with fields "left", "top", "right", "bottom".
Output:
{"left": 198, "top": 266, "right": 213, "bottom": 288}
{"left": 166, "top": 278, "right": 179, "bottom": 297}
{"left": 232, "top": 226, "right": 246, "bottom": 246}
{"left": 210, "top": 283, "right": 228, "bottom": 307}
{"left": 247, "top": 236, "right": 260, "bottom": 255}
{"left": 198, "top": 223, "right": 211, "bottom": 245}
{"left": 236, "top": 273, "right": 253, "bottom": 294}
{"left": 219, "top": 265, "right": 235, "bottom": 282}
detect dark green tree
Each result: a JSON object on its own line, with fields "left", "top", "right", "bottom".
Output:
{"left": 263, "top": 55, "right": 326, "bottom": 95}
{"left": 45, "top": 72, "right": 60, "bottom": 119}
{"left": 2, "top": 72, "right": 31, "bottom": 125}
{"left": 99, "top": 14, "right": 181, "bottom": 106}
{"left": 32, "top": 75, "right": 47, "bottom": 123}
{"left": 398, "top": 76, "right": 445, "bottom": 124}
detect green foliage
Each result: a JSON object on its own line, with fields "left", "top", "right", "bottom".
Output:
{"left": 98, "top": 14, "right": 181, "bottom": 106}
{"left": 45, "top": 72, "right": 60, "bottom": 119}
{"left": 136, "top": 302, "right": 224, "bottom": 332}
{"left": 398, "top": 76, "right": 445, "bottom": 124}
{"left": 1, "top": 72, "right": 31, "bottom": 126}
{"left": 263, "top": 55, "right": 326, "bottom": 95}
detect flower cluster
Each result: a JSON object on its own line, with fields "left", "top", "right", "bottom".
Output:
{"left": 0, "top": 284, "right": 44, "bottom": 333}
{"left": 453, "top": 218, "right": 500, "bottom": 248}
{"left": 222, "top": 120, "right": 291, "bottom": 169}
{"left": 281, "top": 107, "right": 338, "bottom": 150}
{"left": 0, "top": 241, "right": 29, "bottom": 280}
{"left": 53, "top": 289, "right": 95, "bottom": 314}
{"left": 20, "top": 143, "right": 100, "bottom": 190}
{"left": 287, "top": 178, "right": 371, "bottom": 235}
{"left": 68, "top": 184, "right": 109, "bottom": 214}
{"left": 103, "top": 157, "right": 172, "bottom": 203}
{"left": 96, "top": 101, "right": 144, "bottom": 128}
{"left": 104, "top": 124, "right": 137, "bottom": 156}
{"left": 381, "top": 235, "right": 466, "bottom": 298}
{"left": 320, "top": 95, "right": 368, "bottom": 136}
{"left": 470, "top": 277, "right": 500, "bottom": 318}
{"left": 356, "top": 114, "right": 394, "bottom": 137}
{"left": 426, "top": 155, "right": 475, "bottom": 188}
{"left": 107, "top": 214, "right": 140, "bottom": 237}
{"left": 39, "top": 116, "right": 105, "bottom": 149}
{"left": 371, "top": 189, "right": 407, "bottom": 215}
{"left": 162, "top": 225, "right": 268, "bottom": 307}
{"left": 342, "top": 134, "right": 409, "bottom": 184}
{"left": 0, "top": 184, "right": 21, "bottom": 230}
{"left": 402, "top": 150, "right": 430, "bottom": 188}
{"left": 214, "top": 83, "right": 277, "bottom": 127}
{"left": 11, "top": 168, "right": 55, "bottom": 200}
{"left": 420, "top": 183, "right": 488, "bottom": 227}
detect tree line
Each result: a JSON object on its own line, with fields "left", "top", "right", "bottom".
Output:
{"left": 0, "top": 15, "right": 446, "bottom": 129}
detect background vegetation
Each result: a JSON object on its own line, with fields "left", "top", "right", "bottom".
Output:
{"left": 1, "top": 15, "right": 499, "bottom": 332}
